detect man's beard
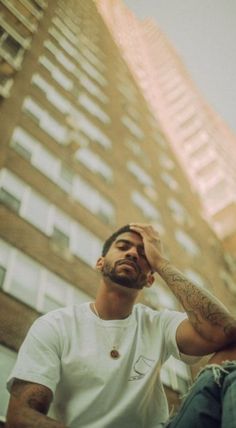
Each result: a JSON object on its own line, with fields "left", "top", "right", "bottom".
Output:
{"left": 102, "top": 259, "right": 147, "bottom": 290}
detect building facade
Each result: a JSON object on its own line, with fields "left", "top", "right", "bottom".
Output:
{"left": 0, "top": 0, "right": 235, "bottom": 423}
{"left": 97, "top": 0, "right": 236, "bottom": 259}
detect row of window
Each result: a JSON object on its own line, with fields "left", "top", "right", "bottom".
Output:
{"left": 55, "top": 2, "right": 105, "bottom": 60}
{"left": 0, "top": 169, "right": 103, "bottom": 265}
{"left": 46, "top": 20, "right": 151, "bottom": 143}
{"left": 11, "top": 126, "right": 194, "bottom": 236}
{"left": 32, "top": 72, "right": 111, "bottom": 127}
{"left": 0, "top": 0, "right": 47, "bottom": 97}
{"left": 41, "top": 26, "right": 112, "bottom": 134}
{"left": 0, "top": 238, "right": 91, "bottom": 313}
{"left": 2, "top": 141, "right": 198, "bottom": 254}
{"left": 22, "top": 96, "right": 114, "bottom": 183}
{"left": 45, "top": 30, "right": 106, "bottom": 89}
{"left": 50, "top": 18, "right": 105, "bottom": 74}
{"left": 10, "top": 127, "right": 115, "bottom": 223}
{"left": 23, "top": 92, "right": 111, "bottom": 151}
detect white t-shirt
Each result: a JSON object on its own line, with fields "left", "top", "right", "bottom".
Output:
{"left": 7, "top": 303, "right": 198, "bottom": 428}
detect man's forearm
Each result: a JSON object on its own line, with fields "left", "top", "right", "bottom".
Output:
{"left": 157, "top": 259, "right": 236, "bottom": 345}
{"left": 6, "top": 407, "right": 67, "bottom": 428}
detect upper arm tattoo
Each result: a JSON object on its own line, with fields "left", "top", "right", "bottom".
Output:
{"left": 11, "top": 379, "right": 53, "bottom": 414}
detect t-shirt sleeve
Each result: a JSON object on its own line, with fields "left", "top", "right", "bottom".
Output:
{"left": 7, "top": 316, "right": 61, "bottom": 395}
{"left": 161, "top": 309, "right": 202, "bottom": 365}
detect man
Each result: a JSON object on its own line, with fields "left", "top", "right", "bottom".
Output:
{"left": 6, "top": 223, "right": 236, "bottom": 427}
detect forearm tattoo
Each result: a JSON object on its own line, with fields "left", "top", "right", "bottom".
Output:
{"left": 159, "top": 262, "right": 236, "bottom": 341}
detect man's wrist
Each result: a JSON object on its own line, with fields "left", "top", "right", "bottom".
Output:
{"left": 153, "top": 257, "right": 170, "bottom": 275}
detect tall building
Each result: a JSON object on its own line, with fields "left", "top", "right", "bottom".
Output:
{"left": 0, "top": 0, "right": 235, "bottom": 423}
{"left": 97, "top": 0, "right": 236, "bottom": 260}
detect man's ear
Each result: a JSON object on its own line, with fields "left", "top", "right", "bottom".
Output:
{"left": 96, "top": 257, "right": 105, "bottom": 272}
{"left": 145, "top": 272, "right": 155, "bottom": 288}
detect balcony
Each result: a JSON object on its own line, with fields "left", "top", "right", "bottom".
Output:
{"left": 0, "top": 32, "right": 25, "bottom": 70}
{"left": 0, "top": 0, "right": 38, "bottom": 33}
{"left": 18, "top": 0, "right": 43, "bottom": 20}
{"left": 0, "top": 74, "right": 13, "bottom": 97}
{"left": 0, "top": 13, "right": 31, "bottom": 49}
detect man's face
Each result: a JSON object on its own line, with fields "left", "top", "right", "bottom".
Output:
{"left": 97, "top": 232, "right": 154, "bottom": 290}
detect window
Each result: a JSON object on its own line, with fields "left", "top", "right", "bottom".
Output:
{"left": 10, "top": 127, "right": 34, "bottom": 160}
{"left": 0, "top": 169, "right": 25, "bottom": 212}
{"left": 39, "top": 55, "right": 73, "bottom": 91}
{"left": 32, "top": 74, "right": 72, "bottom": 114}
{"left": 42, "top": 271, "right": 91, "bottom": 312}
{"left": 0, "top": 238, "right": 93, "bottom": 313}
{"left": 74, "top": 176, "right": 115, "bottom": 223}
{"left": 76, "top": 54, "right": 107, "bottom": 87}
{"left": 75, "top": 148, "right": 113, "bottom": 182}
{"left": 52, "top": 16, "right": 78, "bottom": 46}
{"left": 44, "top": 40, "right": 76, "bottom": 73}
{"left": 81, "top": 46, "right": 105, "bottom": 73}
{"left": 22, "top": 190, "right": 51, "bottom": 233}
{"left": 79, "top": 72, "right": 108, "bottom": 103}
{"left": 58, "top": 164, "right": 74, "bottom": 192}
{"left": 11, "top": 127, "right": 60, "bottom": 181}
{"left": 184, "top": 269, "right": 206, "bottom": 288}
{"left": 73, "top": 287, "right": 92, "bottom": 305}
{"left": 48, "top": 26, "right": 78, "bottom": 58}
{"left": 51, "top": 209, "right": 71, "bottom": 250}
{"left": 33, "top": 145, "right": 59, "bottom": 181}
{"left": 167, "top": 197, "right": 189, "bottom": 225}
{"left": 0, "top": 265, "right": 6, "bottom": 288}
{"left": 0, "top": 30, "right": 24, "bottom": 69}
{"left": 10, "top": 128, "right": 113, "bottom": 221}
{"left": 161, "top": 356, "right": 191, "bottom": 394}
{"left": 0, "top": 188, "right": 21, "bottom": 213}
{"left": 175, "top": 229, "right": 200, "bottom": 257}
{"left": 71, "top": 223, "right": 102, "bottom": 267}
{"left": 0, "top": 7, "right": 32, "bottom": 46}
{"left": 78, "top": 92, "right": 110, "bottom": 124}
{"left": 71, "top": 110, "right": 111, "bottom": 148}
{"left": 1, "top": 0, "right": 38, "bottom": 33}
{"left": 43, "top": 271, "right": 68, "bottom": 312}
{"left": 0, "top": 345, "right": 17, "bottom": 419}
{"left": 52, "top": 227, "right": 70, "bottom": 250}
{"left": 23, "top": 97, "right": 69, "bottom": 144}
{"left": 78, "top": 32, "right": 104, "bottom": 58}
{"left": 0, "top": 71, "right": 14, "bottom": 98}
{"left": 160, "top": 172, "right": 179, "bottom": 191}
{"left": 143, "top": 282, "right": 177, "bottom": 310}
{"left": 131, "top": 191, "right": 161, "bottom": 221}
{"left": 159, "top": 153, "right": 175, "bottom": 170}
{"left": 127, "top": 161, "right": 154, "bottom": 187}
{"left": 125, "top": 139, "right": 143, "bottom": 157}
{"left": 118, "top": 82, "right": 137, "bottom": 102}
{"left": 7, "top": 252, "right": 41, "bottom": 308}
{"left": 121, "top": 115, "right": 144, "bottom": 139}
{"left": 55, "top": 6, "right": 79, "bottom": 32}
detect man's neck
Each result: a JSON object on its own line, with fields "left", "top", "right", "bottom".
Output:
{"left": 93, "top": 280, "right": 138, "bottom": 320}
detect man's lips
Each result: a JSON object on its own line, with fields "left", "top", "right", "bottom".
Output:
{"left": 116, "top": 260, "right": 139, "bottom": 273}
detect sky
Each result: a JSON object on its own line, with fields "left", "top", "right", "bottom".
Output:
{"left": 124, "top": 0, "right": 236, "bottom": 135}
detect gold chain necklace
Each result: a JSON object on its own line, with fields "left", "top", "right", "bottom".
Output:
{"left": 93, "top": 303, "right": 126, "bottom": 359}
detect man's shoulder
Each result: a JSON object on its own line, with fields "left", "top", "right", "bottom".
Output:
{"left": 133, "top": 303, "right": 183, "bottom": 322}
{"left": 37, "top": 302, "right": 91, "bottom": 326}
{"left": 133, "top": 303, "right": 161, "bottom": 320}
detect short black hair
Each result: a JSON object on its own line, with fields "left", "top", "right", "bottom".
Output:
{"left": 102, "top": 224, "right": 139, "bottom": 256}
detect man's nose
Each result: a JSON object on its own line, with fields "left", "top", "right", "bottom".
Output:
{"left": 125, "top": 247, "right": 138, "bottom": 260}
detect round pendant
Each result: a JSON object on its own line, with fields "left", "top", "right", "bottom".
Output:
{"left": 110, "top": 349, "right": 120, "bottom": 359}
